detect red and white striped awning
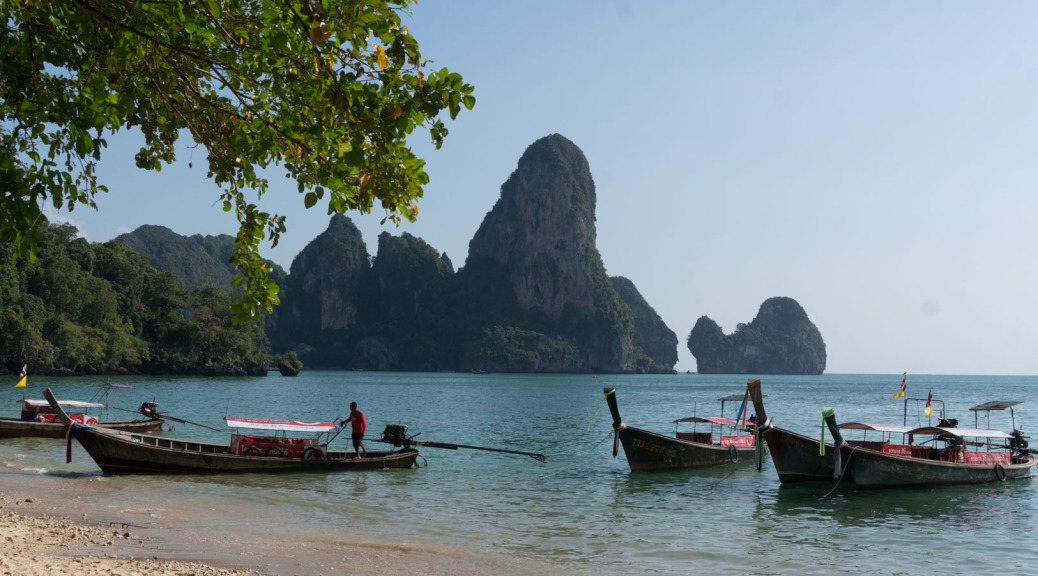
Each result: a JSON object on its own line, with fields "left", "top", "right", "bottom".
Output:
{"left": 224, "top": 417, "right": 337, "bottom": 433}
{"left": 21, "top": 399, "right": 105, "bottom": 410}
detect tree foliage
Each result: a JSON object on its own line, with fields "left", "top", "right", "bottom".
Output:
{"left": 0, "top": 0, "right": 474, "bottom": 323}
{"left": 0, "top": 222, "right": 271, "bottom": 375}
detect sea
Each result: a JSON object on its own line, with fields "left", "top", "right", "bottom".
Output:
{"left": 0, "top": 372, "right": 1036, "bottom": 575}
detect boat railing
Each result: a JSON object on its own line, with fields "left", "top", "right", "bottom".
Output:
{"left": 139, "top": 434, "right": 227, "bottom": 454}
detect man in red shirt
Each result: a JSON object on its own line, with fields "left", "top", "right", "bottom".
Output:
{"left": 344, "top": 402, "right": 367, "bottom": 457}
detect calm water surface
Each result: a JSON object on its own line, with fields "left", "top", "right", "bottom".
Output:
{"left": 1, "top": 372, "right": 1036, "bottom": 574}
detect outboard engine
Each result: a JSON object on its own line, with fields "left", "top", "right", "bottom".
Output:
{"left": 1010, "top": 429, "right": 1029, "bottom": 451}
{"left": 381, "top": 424, "right": 411, "bottom": 447}
{"left": 937, "top": 417, "right": 958, "bottom": 428}
{"left": 139, "top": 402, "right": 158, "bottom": 417}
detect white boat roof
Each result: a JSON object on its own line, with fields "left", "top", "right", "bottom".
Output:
{"left": 673, "top": 416, "right": 738, "bottom": 425}
{"left": 839, "top": 421, "right": 1013, "bottom": 440}
{"left": 838, "top": 422, "right": 914, "bottom": 434}
{"left": 908, "top": 426, "right": 1013, "bottom": 439}
{"left": 21, "top": 399, "right": 105, "bottom": 409}
{"left": 225, "top": 417, "right": 337, "bottom": 433}
{"left": 969, "top": 401, "right": 1024, "bottom": 411}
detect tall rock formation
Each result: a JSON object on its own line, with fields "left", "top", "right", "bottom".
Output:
{"left": 267, "top": 134, "right": 675, "bottom": 373}
{"left": 460, "top": 134, "right": 634, "bottom": 372}
{"left": 365, "top": 232, "right": 456, "bottom": 370}
{"left": 369, "top": 231, "right": 454, "bottom": 330}
{"left": 612, "top": 276, "right": 678, "bottom": 371}
{"left": 267, "top": 215, "right": 370, "bottom": 361}
{"left": 467, "top": 134, "right": 598, "bottom": 319}
{"left": 686, "top": 296, "right": 826, "bottom": 375}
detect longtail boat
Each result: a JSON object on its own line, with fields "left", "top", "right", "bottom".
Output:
{"left": 747, "top": 378, "right": 837, "bottom": 482}
{"left": 823, "top": 405, "right": 1037, "bottom": 489}
{"left": 45, "top": 388, "right": 418, "bottom": 474}
{"left": 0, "top": 382, "right": 163, "bottom": 439}
{"left": 604, "top": 387, "right": 759, "bottom": 472}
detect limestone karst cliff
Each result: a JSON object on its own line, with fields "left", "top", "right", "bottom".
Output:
{"left": 122, "top": 135, "right": 678, "bottom": 373}
{"left": 612, "top": 276, "right": 678, "bottom": 370}
{"left": 686, "top": 297, "right": 826, "bottom": 375}
{"left": 457, "top": 134, "right": 635, "bottom": 372}
{"left": 262, "top": 134, "right": 677, "bottom": 373}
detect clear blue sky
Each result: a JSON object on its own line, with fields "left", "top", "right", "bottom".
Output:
{"left": 53, "top": 2, "right": 1038, "bottom": 375}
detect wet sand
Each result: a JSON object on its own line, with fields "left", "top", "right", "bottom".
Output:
{"left": 0, "top": 470, "right": 565, "bottom": 576}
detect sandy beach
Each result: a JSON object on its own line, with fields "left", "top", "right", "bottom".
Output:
{"left": 0, "top": 497, "right": 257, "bottom": 576}
{"left": 0, "top": 478, "right": 563, "bottom": 576}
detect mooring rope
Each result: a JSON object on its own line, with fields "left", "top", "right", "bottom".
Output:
{"left": 587, "top": 389, "right": 614, "bottom": 431}
{"left": 823, "top": 445, "right": 857, "bottom": 498}
{"left": 524, "top": 430, "right": 614, "bottom": 484}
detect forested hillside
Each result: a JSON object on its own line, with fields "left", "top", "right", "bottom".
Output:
{"left": 0, "top": 223, "right": 270, "bottom": 376}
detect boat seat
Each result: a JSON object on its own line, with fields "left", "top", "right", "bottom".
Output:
{"left": 911, "top": 446, "right": 935, "bottom": 460}
{"left": 676, "top": 432, "right": 713, "bottom": 444}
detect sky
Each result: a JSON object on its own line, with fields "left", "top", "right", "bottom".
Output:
{"left": 51, "top": 1, "right": 1038, "bottom": 375}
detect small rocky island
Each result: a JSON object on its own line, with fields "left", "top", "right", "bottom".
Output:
{"left": 686, "top": 297, "right": 826, "bottom": 374}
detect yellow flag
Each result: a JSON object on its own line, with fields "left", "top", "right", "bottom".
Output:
{"left": 892, "top": 373, "right": 906, "bottom": 401}
{"left": 14, "top": 364, "right": 26, "bottom": 388}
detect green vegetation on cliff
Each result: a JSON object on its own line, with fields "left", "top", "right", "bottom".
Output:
{"left": 0, "top": 223, "right": 270, "bottom": 376}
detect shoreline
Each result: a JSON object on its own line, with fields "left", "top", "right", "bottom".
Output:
{"left": 0, "top": 468, "right": 574, "bottom": 576}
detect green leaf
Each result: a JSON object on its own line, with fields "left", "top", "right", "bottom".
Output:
{"left": 206, "top": 0, "right": 222, "bottom": 18}
{"left": 271, "top": 30, "right": 289, "bottom": 50}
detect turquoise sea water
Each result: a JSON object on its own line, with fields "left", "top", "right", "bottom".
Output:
{"left": 1, "top": 372, "right": 1036, "bottom": 574}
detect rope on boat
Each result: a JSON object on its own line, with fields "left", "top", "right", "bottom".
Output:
{"left": 525, "top": 430, "right": 614, "bottom": 484}
{"left": 587, "top": 389, "right": 615, "bottom": 431}
{"left": 823, "top": 445, "right": 858, "bottom": 498}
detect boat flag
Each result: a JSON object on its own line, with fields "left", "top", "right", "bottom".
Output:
{"left": 924, "top": 389, "right": 933, "bottom": 418}
{"left": 15, "top": 365, "right": 26, "bottom": 388}
{"left": 892, "top": 373, "right": 906, "bottom": 401}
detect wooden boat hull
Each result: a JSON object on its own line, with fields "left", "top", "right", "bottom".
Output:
{"left": 0, "top": 417, "right": 164, "bottom": 439}
{"left": 617, "top": 425, "right": 756, "bottom": 471}
{"left": 748, "top": 378, "right": 839, "bottom": 483}
{"left": 66, "top": 424, "right": 420, "bottom": 474}
{"left": 604, "top": 387, "right": 757, "bottom": 472}
{"left": 842, "top": 448, "right": 1036, "bottom": 489}
{"left": 759, "top": 425, "right": 837, "bottom": 483}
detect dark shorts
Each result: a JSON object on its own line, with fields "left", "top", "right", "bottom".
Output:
{"left": 352, "top": 433, "right": 364, "bottom": 449}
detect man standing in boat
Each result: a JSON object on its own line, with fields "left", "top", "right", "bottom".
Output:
{"left": 343, "top": 402, "right": 367, "bottom": 457}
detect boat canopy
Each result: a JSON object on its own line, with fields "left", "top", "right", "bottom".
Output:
{"left": 21, "top": 399, "right": 105, "bottom": 410}
{"left": 838, "top": 421, "right": 913, "bottom": 435}
{"left": 673, "top": 416, "right": 738, "bottom": 425}
{"left": 907, "top": 426, "right": 1013, "bottom": 439}
{"left": 224, "top": 417, "right": 337, "bottom": 433}
{"left": 969, "top": 401, "right": 1024, "bottom": 412}
{"left": 837, "top": 422, "right": 914, "bottom": 435}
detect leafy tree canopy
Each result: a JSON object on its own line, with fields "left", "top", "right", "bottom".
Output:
{"left": 0, "top": 0, "right": 474, "bottom": 323}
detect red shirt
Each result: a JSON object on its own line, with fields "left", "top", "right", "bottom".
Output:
{"left": 346, "top": 410, "right": 366, "bottom": 434}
